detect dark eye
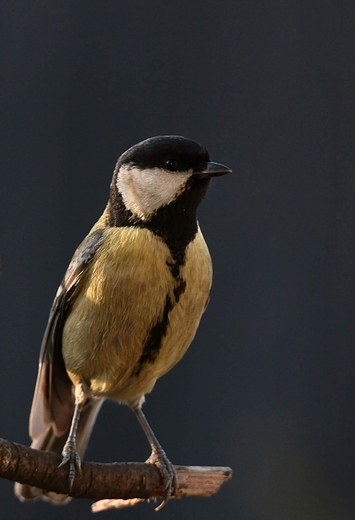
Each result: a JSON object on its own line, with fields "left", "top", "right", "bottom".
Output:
{"left": 165, "top": 159, "right": 179, "bottom": 171}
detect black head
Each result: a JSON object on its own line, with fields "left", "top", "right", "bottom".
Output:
{"left": 116, "top": 135, "right": 211, "bottom": 173}
{"left": 107, "top": 135, "right": 231, "bottom": 253}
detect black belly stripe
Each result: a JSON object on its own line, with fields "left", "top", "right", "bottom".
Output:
{"left": 132, "top": 262, "right": 187, "bottom": 377}
{"left": 133, "top": 294, "right": 174, "bottom": 377}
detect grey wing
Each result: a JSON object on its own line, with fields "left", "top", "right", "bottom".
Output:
{"left": 29, "top": 229, "right": 104, "bottom": 440}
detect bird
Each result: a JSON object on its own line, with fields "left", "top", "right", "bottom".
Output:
{"left": 14, "top": 135, "right": 231, "bottom": 509}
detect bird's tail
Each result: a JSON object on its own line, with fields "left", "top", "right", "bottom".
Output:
{"left": 14, "top": 397, "right": 104, "bottom": 504}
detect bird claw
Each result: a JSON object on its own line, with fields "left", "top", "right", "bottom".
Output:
{"left": 146, "top": 448, "right": 178, "bottom": 511}
{"left": 58, "top": 442, "right": 81, "bottom": 492}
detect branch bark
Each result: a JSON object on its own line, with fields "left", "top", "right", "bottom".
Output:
{"left": 0, "top": 438, "right": 232, "bottom": 511}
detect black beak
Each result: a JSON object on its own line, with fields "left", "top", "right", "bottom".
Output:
{"left": 197, "top": 161, "right": 232, "bottom": 178}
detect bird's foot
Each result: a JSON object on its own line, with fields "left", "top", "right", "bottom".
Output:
{"left": 58, "top": 441, "right": 81, "bottom": 492}
{"left": 146, "top": 447, "right": 178, "bottom": 511}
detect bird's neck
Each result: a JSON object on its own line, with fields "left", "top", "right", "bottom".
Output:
{"left": 105, "top": 179, "right": 210, "bottom": 265}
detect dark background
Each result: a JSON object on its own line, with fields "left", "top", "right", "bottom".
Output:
{"left": 1, "top": 1, "right": 355, "bottom": 519}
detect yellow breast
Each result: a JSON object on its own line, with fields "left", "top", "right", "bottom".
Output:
{"left": 62, "top": 225, "right": 212, "bottom": 403}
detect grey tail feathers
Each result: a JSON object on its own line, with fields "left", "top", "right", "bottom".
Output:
{"left": 14, "top": 398, "right": 104, "bottom": 504}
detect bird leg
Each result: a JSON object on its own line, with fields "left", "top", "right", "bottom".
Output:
{"left": 58, "top": 382, "right": 87, "bottom": 491}
{"left": 131, "top": 400, "right": 178, "bottom": 511}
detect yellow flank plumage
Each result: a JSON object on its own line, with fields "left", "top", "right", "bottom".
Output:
{"left": 62, "top": 224, "right": 212, "bottom": 403}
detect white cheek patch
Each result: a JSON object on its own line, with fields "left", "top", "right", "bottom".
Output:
{"left": 116, "top": 165, "right": 192, "bottom": 219}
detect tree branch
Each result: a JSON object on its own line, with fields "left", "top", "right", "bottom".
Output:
{"left": 0, "top": 438, "right": 232, "bottom": 511}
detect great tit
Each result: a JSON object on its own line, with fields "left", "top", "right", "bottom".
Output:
{"left": 14, "top": 135, "right": 231, "bottom": 509}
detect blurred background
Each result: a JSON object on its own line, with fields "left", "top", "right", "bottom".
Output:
{"left": 1, "top": 1, "right": 355, "bottom": 519}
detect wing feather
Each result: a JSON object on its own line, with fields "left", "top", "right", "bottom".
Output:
{"left": 29, "top": 230, "right": 104, "bottom": 439}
